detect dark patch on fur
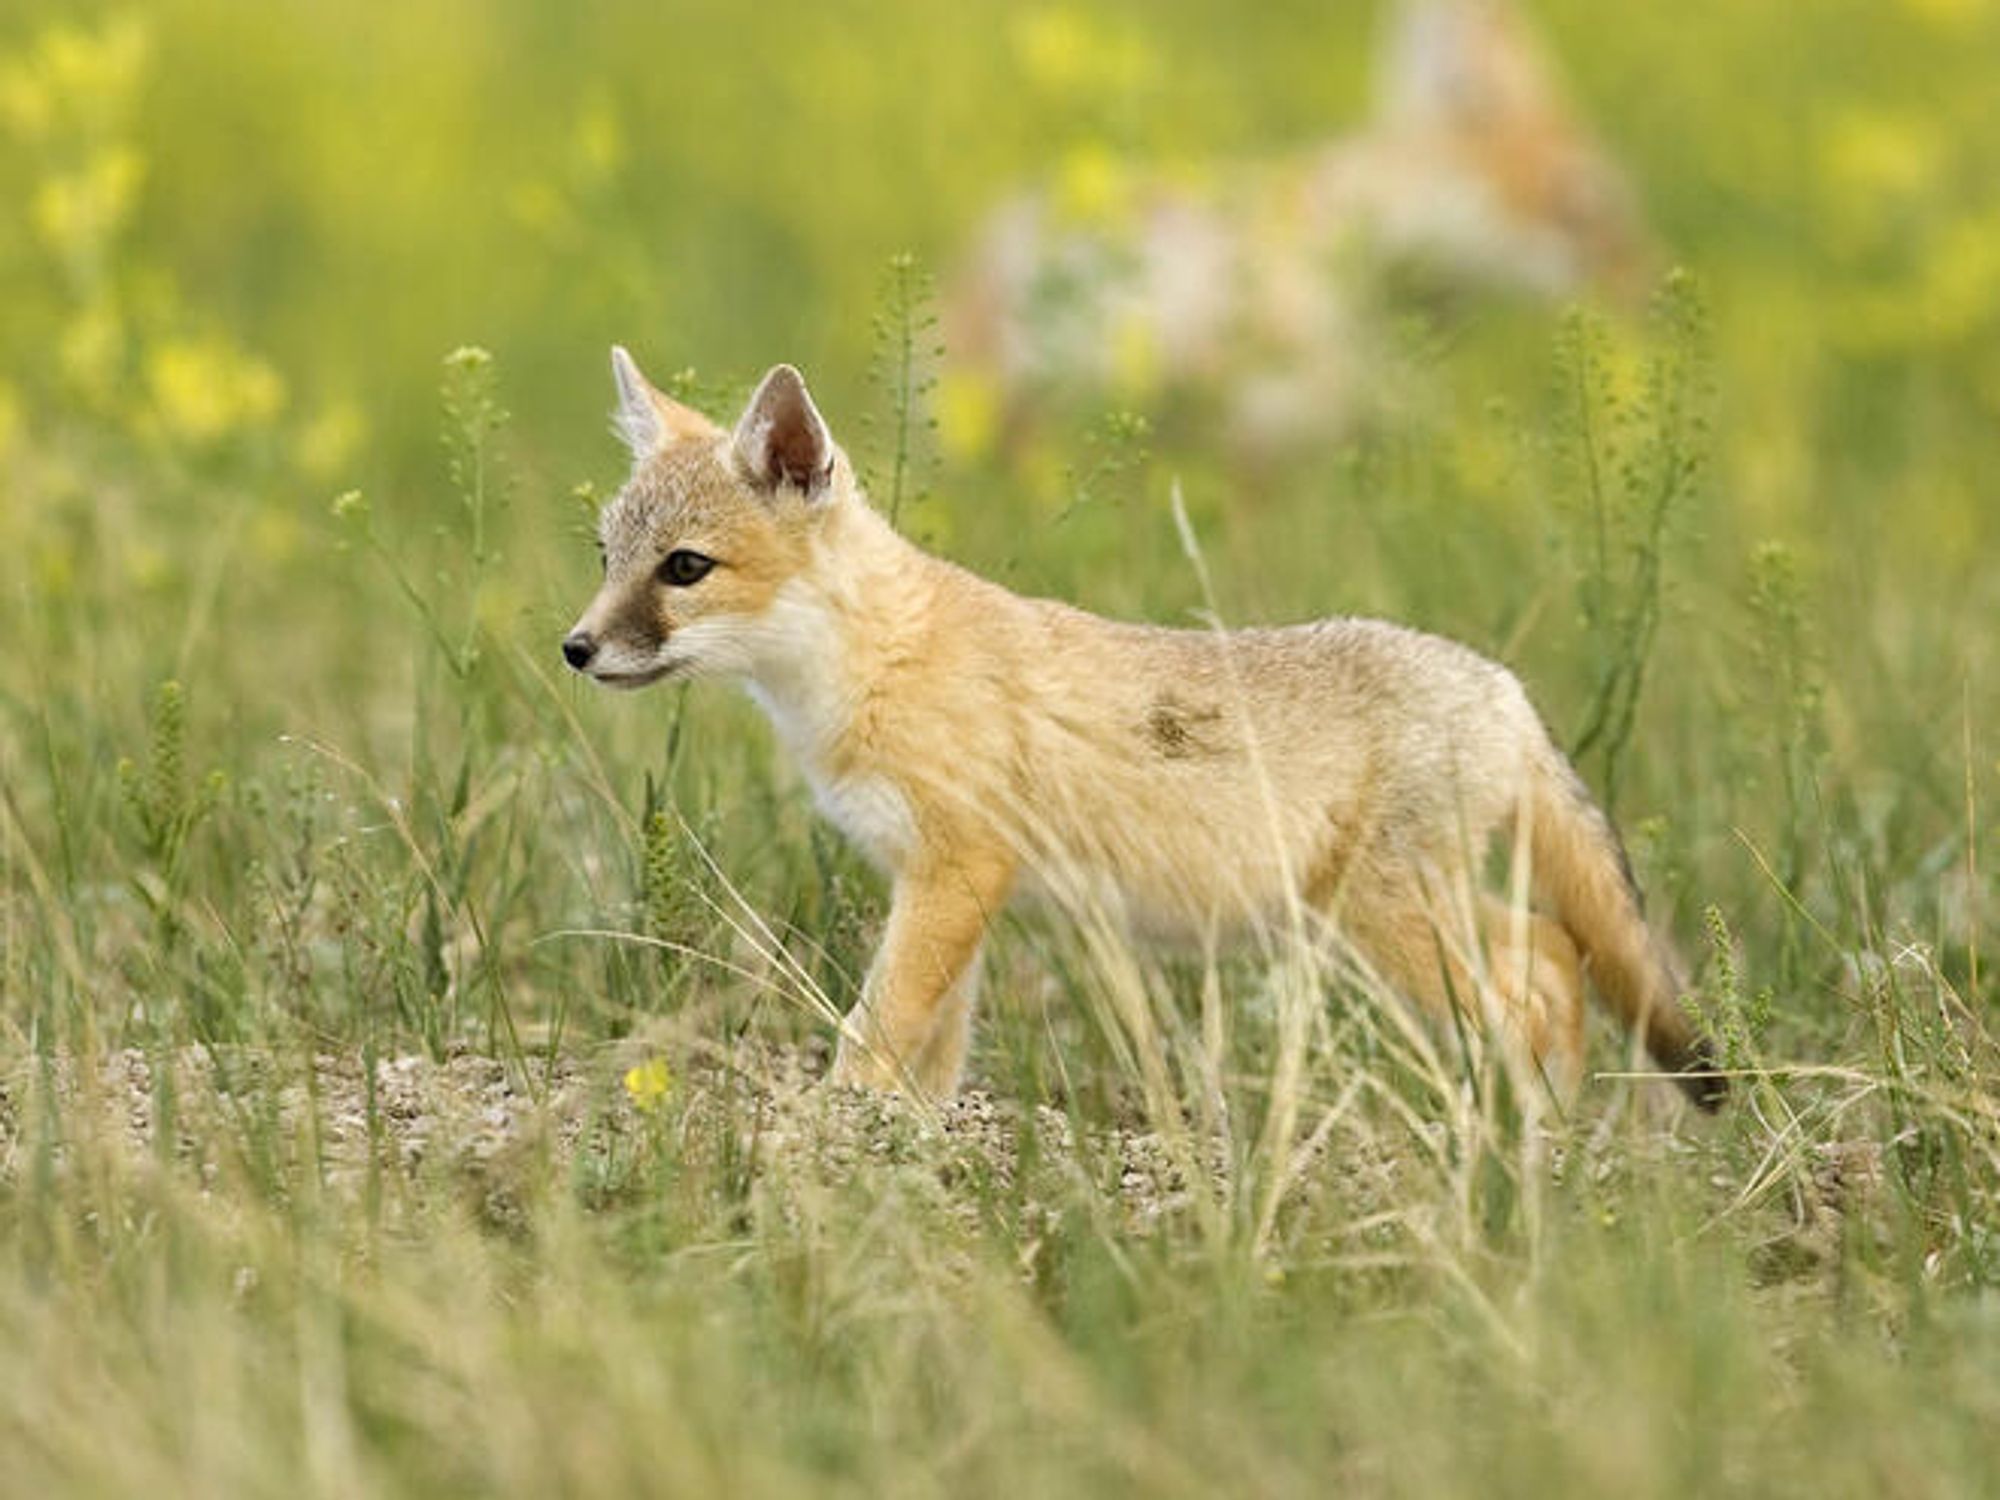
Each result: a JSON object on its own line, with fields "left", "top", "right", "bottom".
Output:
{"left": 609, "top": 582, "right": 668, "bottom": 652}
{"left": 1303, "top": 802, "right": 1370, "bottom": 909}
{"left": 1144, "top": 697, "right": 1225, "bottom": 760}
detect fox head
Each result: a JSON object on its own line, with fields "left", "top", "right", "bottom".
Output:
{"left": 562, "top": 349, "right": 850, "bottom": 689}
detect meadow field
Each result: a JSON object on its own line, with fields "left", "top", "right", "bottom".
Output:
{"left": 2, "top": 1, "right": 1998, "bottom": 1494}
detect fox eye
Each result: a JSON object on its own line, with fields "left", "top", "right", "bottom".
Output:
{"left": 657, "top": 549, "right": 716, "bottom": 587}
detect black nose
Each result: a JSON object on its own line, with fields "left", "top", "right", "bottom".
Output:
{"left": 562, "top": 631, "right": 597, "bottom": 670}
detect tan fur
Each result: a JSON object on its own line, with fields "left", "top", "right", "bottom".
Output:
{"left": 568, "top": 355, "right": 1720, "bottom": 1109}
{"left": 945, "top": 0, "right": 1652, "bottom": 455}
{"left": 1527, "top": 776, "right": 1722, "bottom": 1106}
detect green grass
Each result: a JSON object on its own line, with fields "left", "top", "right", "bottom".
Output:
{"left": 3, "top": 1, "right": 1999, "bottom": 1494}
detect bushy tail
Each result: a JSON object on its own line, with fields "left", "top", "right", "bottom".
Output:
{"left": 1528, "top": 755, "right": 1726, "bottom": 1109}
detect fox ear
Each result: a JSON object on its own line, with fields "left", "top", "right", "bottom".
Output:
{"left": 730, "top": 364, "right": 834, "bottom": 497}
{"left": 610, "top": 345, "right": 716, "bottom": 459}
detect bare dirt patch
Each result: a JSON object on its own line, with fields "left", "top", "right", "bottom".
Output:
{"left": 0, "top": 1044, "right": 1286, "bottom": 1238}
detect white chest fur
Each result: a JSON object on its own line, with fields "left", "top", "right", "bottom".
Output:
{"left": 806, "top": 769, "right": 918, "bottom": 868}
{"left": 747, "top": 686, "right": 918, "bottom": 868}
{"left": 742, "top": 580, "right": 919, "bottom": 869}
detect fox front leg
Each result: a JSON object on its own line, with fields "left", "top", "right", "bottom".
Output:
{"left": 830, "top": 851, "right": 1013, "bottom": 1098}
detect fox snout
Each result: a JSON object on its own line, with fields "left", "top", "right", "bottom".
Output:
{"left": 563, "top": 576, "right": 662, "bottom": 683}
{"left": 560, "top": 619, "right": 659, "bottom": 684}
{"left": 561, "top": 593, "right": 675, "bottom": 689}
{"left": 560, "top": 592, "right": 642, "bottom": 681}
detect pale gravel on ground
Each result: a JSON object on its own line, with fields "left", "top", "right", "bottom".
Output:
{"left": 0, "top": 1045, "right": 1876, "bottom": 1281}
{"left": 0, "top": 1043, "right": 1282, "bottom": 1237}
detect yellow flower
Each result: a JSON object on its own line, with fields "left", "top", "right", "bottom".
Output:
{"left": 38, "top": 16, "right": 149, "bottom": 109}
{"left": 1054, "top": 140, "right": 1134, "bottom": 227}
{"left": 623, "top": 1058, "right": 673, "bottom": 1114}
{"left": 0, "top": 58, "right": 53, "bottom": 139}
{"left": 146, "top": 335, "right": 286, "bottom": 446}
{"left": 1819, "top": 110, "right": 1943, "bottom": 248}
{"left": 1919, "top": 210, "right": 2000, "bottom": 334}
{"left": 57, "top": 301, "right": 125, "bottom": 395}
{"left": 0, "top": 384, "right": 21, "bottom": 466}
{"left": 1108, "top": 310, "right": 1160, "bottom": 399}
{"left": 1901, "top": 0, "right": 1988, "bottom": 22}
{"left": 1012, "top": 8, "right": 1093, "bottom": 95}
{"left": 32, "top": 146, "right": 144, "bottom": 260}
{"left": 1011, "top": 8, "right": 1157, "bottom": 100}
{"left": 297, "top": 399, "right": 366, "bottom": 480}
{"left": 0, "top": 15, "right": 149, "bottom": 141}
{"left": 571, "top": 101, "right": 624, "bottom": 181}
{"left": 935, "top": 369, "right": 1001, "bottom": 462}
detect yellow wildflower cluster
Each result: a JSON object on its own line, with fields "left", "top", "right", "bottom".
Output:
{"left": 145, "top": 337, "right": 287, "bottom": 448}
{"left": 3, "top": 15, "right": 303, "bottom": 456}
{"left": 1010, "top": 8, "right": 1158, "bottom": 102}
{"left": 1819, "top": 110, "right": 1944, "bottom": 254}
{"left": 31, "top": 146, "right": 144, "bottom": 269}
{"left": 0, "top": 14, "right": 148, "bottom": 143}
{"left": 1818, "top": 103, "right": 2000, "bottom": 360}
{"left": 1052, "top": 140, "right": 1136, "bottom": 228}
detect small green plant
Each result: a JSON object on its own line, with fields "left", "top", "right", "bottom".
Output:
{"left": 1746, "top": 541, "right": 1829, "bottom": 899}
{"left": 1553, "top": 271, "right": 1711, "bottom": 814}
{"left": 329, "top": 346, "right": 513, "bottom": 684}
{"left": 321, "top": 349, "right": 532, "bottom": 1067}
{"left": 440, "top": 344, "right": 512, "bottom": 672}
{"left": 861, "top": 252, "right": 941, "bottom": 526}
{"left": 116, "top": 677, "right": 222, "bottom": 947}
{"left": 1057, "top": 407, "right": 1151, "bottom": 523}
{"left": 1694, "top": 904, "right": 1772, "bottom": 1084}
{"left": 638, "top": 771, "right": 719, "bottom": 994}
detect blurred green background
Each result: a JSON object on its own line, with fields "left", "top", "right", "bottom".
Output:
{"left": 2, "top": 0, "right": 1997, "bottom": 1041}
{"left": 6, "top": 0, "right": 1998, "bottom": 514}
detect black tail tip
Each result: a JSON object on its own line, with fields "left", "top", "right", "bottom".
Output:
{"left": 1671, "top": 1037, "right": 1729, "bottom": 1112}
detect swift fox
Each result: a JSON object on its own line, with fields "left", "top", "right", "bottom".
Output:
{"left": 564, "top": 350, "right": 1721, "bottom": 1109}
{"left": 946, "top": 0, "right": 1652, "bottom": 454}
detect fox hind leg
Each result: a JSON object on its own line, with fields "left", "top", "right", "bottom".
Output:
{"left": 1336, "top": 881, "right": 1587, "bottom": 1105}
{"left": 1478, "top": 896, "right": 1587, "bottom": 1103}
